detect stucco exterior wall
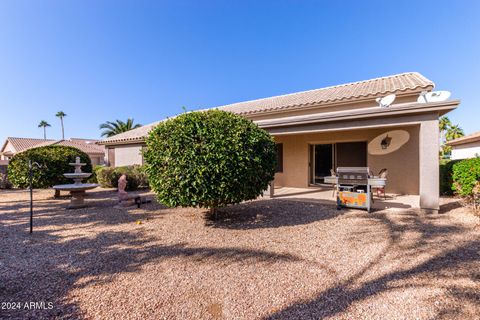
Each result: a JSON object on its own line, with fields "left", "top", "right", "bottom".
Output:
{"left": 273, "top": 125, "right": 420, "bottom": 195}
{"left": 113, "top": 145, "right": 143, "bottom": 167}
{"left": 89, "top": 155, "right": 105, "bottom": 166}
{"left": 0, "top": 141, "right": 15, "bottom": 160}
{"left": 451, "top": 141, "right": 480, "bottom": 160}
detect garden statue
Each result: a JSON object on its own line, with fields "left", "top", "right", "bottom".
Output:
{"left": 118, "top": 174, "right": 139, "bottom": 207}
{"left": 117, "top": 174, "right": 151, "bottom": 208}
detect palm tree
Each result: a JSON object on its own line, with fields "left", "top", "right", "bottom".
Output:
{"left": 99, "top": 118, "right": 142, "bottom": 137}
{"left": 56, "top": 111, "right": 67, "bottom": 140}
{"left": 439, "top": 116, "right": 452, "bottom": 145}
{"left": 445, "top": 124, "right": 465, "bottom": 142}
{"left": 38, "top": 120, "right": 51, "bottom": 139}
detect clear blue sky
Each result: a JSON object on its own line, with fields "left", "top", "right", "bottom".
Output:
{"left": 1, "top": 1, "right": 479, "bottom": 141}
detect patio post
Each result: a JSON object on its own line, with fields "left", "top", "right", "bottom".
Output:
{"left": 419, "top": 118, "right": 440, "bottom": 213}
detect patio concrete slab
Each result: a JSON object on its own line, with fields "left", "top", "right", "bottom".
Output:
{"left": 269, "top": 186, "right": 420, "bottom": 211}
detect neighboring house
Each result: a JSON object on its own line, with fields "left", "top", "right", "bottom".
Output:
{"left": 447, "top": 132, "right": 480, "bottom": 160}
{"left": 0, "top": 137, "right": 106, "bottom": 165}
{"left": 0, "top": 137, "right": 54, "bottom": 161}
{"left": 98, "top": 72, "right": 460, "bottom": 213}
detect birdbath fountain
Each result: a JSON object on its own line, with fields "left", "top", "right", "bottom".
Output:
{"left": 53, "top": 157, "right": 98, "bottom": 209}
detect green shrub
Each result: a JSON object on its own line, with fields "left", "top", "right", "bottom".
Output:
{"left": 96, "top": 165, "right": 148, "bottom": 191}
{"left": 7, "top": 146, "right": 92, "bottom": 189}
{"left": 143, "top": 109, "right": 277, "bottom": 209}
{"left": 452, "top": 157, "right": 480, "bottom": 197}
{"left": 96, "top": 166, "right": 115, "bottom": 188}
{"left": 440, "top": 160, "right": 459, "bottom": 195}
{"left": 87, "top": 165, "right": 104, "bottom": 183}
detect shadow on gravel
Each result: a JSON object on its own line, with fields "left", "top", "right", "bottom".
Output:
{"left": 205, "top": 199, "right": 345, "bottom": 229}
{"left": 0, "top": 192, "right": 304, "bottom": 319}
{"left": 439, "top": 199, "right": 464, "bottom": 214}
{"left": 265, "top": 211, "right": 480, "bottom": 320}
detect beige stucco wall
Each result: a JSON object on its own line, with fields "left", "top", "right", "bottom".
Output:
{"left": 273, "top": 125, "right": 420, "bottom": 195}
{"left": 89, "top": 155, "right": 105, "bottom": 166}
{"left": 114, "top": 145, "right": 143, "bottom": 167}
{"left": 0, "top": 141, "right": 15, "bottom": 160}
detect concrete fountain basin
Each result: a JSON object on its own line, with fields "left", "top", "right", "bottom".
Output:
{"left": 53, "top": 157, "right": 98, "bottom": 209}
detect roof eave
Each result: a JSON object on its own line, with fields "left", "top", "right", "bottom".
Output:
{"left": 97, "top": 138, "right": 146, "bottom": 146}
{"left": 447, "top": 137, "right": 480, "bottom": 146}
{"left": 256, "top": 100, "right": 460, "bottom": 129}
{"left": 238, "top": 86, "right": 435, "bottom": 118}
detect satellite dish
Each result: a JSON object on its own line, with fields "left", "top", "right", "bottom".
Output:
{"left": 417, "top": 90, "right": 451, "bottom": 103}
{"left": 376, "top": 94, "right": 396, "bottom": 108}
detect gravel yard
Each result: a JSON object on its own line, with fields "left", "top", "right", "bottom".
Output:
{"left": 0, "top": 188, "right": 479, "bottom": 319}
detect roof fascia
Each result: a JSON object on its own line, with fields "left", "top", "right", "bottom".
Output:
{"left": 256, "top": 100, "right": 459, "bottom": 129}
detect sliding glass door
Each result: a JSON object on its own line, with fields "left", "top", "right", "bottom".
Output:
{"left": 310, "top": 144, "right": 334, "bottom": 184}
{"left": 309, "top": 141, "right": 367, "bottom": 185}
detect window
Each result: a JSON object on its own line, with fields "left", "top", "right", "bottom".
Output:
{"left": 276, "top": 143, "right": 283, "bottom": 173}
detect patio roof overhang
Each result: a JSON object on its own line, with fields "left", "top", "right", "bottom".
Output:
{"left": 256, "top": 100, "right": 459, "bottom": 135}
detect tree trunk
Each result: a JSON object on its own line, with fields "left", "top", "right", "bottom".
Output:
{"left": 210, "top": 207, "right": 218, "bottom": 220}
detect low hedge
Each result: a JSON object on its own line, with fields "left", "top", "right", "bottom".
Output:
{"left": 7, "top": 146, "right": 92, "bottom": 189}
{"left": 96, "top": 165, "right": 148, "bottom": 191}
{"left": 452, "top": 157, "right": 480, "bottom": 197}
{"left": 86, "top": 165, "right": 104, "bottom": 183}
{"left": 440, "top": 160, "right": 459, "bottom": 195}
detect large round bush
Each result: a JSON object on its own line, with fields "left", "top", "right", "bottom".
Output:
{"left": 8, "top": 146, "right": 92, "bottom": 189}
{"left": 143, "top": 110, "right": 277, "bottom": 209}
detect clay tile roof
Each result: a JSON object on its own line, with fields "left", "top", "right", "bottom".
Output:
{"left": 447, "top": 131, "right": 480, "bottom": 146}
{"left": 218, "top": 72, "right": 434, "bottom": 115}
{"left": 1, "top": 137, "right": 54, "bottom": 153}
{"left": 99, "top": 72, "right": 435, "bottom": 145}
{"left": 98, "top": 121, "right": 162, "bottom": 145}
{"left": 31, "top": 140, "right": 105, "bottom": 155}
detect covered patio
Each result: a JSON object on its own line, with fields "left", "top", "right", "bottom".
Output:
{"left": 270, "top": 186, "right": 419, "bottom": 212}
{"left": 256, "top": 100, "right": 460, "bottom": 213}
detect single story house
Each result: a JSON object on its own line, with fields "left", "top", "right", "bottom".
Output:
{"left": 98, "top": 72, "right": 460, "bottom": 213}
{"left": 447, "top": 132, "right": 480, "bottom": 160}
{"left": 0, "top": 137, "right": 52, "bottom": 161}
{"left": 0, "top": 137, "right": 106, "bottom": 165}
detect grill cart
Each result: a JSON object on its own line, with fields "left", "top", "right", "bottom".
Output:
{"left": 336, "top": 167, "right": 371, "bottom": 212}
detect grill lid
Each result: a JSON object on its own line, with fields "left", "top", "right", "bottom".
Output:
{"left": 337, "top": 167, "right": 370, "bottom": 185}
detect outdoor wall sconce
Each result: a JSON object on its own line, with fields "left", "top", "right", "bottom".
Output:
{"left": 381, "top": 135, "right": 392, "bottom": 150}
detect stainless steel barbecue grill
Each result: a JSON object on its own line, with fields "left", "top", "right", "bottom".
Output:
{"left": 336, "top": 167, "right": 371, "bottom": 212}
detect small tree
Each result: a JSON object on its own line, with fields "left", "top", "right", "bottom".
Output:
{"left": 8, "top": 146, "right": 92, "bottom": 189}
{"left": 143, "top": 110, "right": 276, "bottom": 211}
